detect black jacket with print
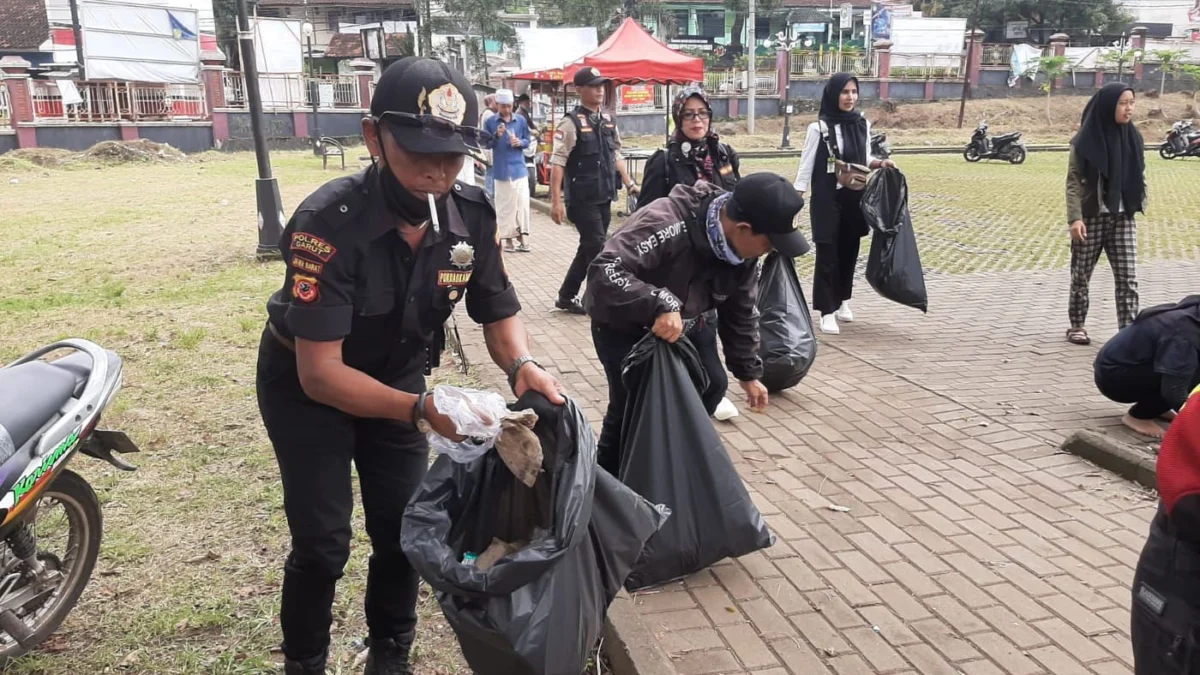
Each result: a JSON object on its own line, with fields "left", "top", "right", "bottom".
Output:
{"left": 584, "top": 182, "right": 763, "bottom": 382}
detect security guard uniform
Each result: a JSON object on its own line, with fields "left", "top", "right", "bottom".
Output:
{"left": 552, "top": 67, "right": 625, "bottom": 311}
{"left": 257, "top": 58, "right": 520, "bottom": 675}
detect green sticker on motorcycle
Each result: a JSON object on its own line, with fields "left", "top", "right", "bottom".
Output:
{"left": 11, "top": 429, "right": 80, "bottom": 503}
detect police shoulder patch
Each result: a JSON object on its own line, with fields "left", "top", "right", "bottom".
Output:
{"left": 292, "top": 274, "right": 320, "bottom": 304}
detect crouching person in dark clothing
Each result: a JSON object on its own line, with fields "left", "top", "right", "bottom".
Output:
{"left": 584, "top": 173, "right": 808, "bottom": 475}
{"left": 1094, "top": 295, "right": 1200, "bottom": 439}
{"left": 1132, "top": 383, "right": 1200, "bottom": 674}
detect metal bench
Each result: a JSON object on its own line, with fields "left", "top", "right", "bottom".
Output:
{"left": 317, "top": 137, "right": 345, "bottom": 170}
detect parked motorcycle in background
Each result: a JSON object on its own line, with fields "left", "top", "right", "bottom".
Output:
{"left": 964, "top": 121, "right": 1026, "bottom": 164}
{"left": 0, "top": 340, "right": 139, "bottom": 662}
{"left": 1159, "top": 119, "right": 1200, "bottom": 160}
{"left": 871, "top": 132, "right": 892, "bottom": 160}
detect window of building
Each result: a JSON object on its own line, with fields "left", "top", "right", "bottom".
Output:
{"left": 664, "top": 9, "right": 689, "bottom": 38}
{"left": 327, "top": 10, "right": 341, "bottom": 31}
{"left": 697, "top": 10, "right": 724, "bottom": 39}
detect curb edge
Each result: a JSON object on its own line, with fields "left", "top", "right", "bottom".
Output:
{"left": 1061, "top": 429, "right": 1158, "bottom": 490}
{"left": 602, "top": 593, "right": 676, "bottom": 675}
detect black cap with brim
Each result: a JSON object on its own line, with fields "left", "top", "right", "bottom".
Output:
{"left": 766, "top": 230, "right": 811, "bottom": 258}
{"left": 371, "top": 56, "right": 484, "bottom": 157}
{"left": 727, "top": 172, "right": 809, "bottom": 258}
{"left": 573, "top": 66, "right": 610, "bottom": 87}
{"left": 381, "top": 117, "right": 483, "bottom": 157}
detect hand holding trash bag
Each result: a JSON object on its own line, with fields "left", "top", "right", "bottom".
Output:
{"left": 860, "top": 167, "right": 928, "bottom": 313}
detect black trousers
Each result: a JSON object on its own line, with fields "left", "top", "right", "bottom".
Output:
{"left": 592, "top": 318, "right": 727, "bottom": 476}
{"left": 1131, "top": 507, "right": 1200, "bottom": 674}
{"left": 813, "top": 189, "right": 867, "bottom": 315}
{"left": 558, "top": 201, "right": 612, "bottom": 303}
{"left": 1095, "top": 364, "right": 1174, "bottom": 420}
{"left": 255, "top": 332, "right": 429, "bottom": 662}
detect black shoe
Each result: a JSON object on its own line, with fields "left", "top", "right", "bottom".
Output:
{"left": 555, "top": 297, "right": 586, "bottom": 315}
{"left": 363, "top": 636, "right": 413, "bottom": 675}
{"left": 284, "top": 652, "right": 327, "bottom": 675}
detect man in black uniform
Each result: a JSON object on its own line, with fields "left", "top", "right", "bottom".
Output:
{"left": 257, "top": 57, "right": 563, "bottom": 675}
{"left": 549, "top": 66, "right": 640, "bottom": 315}
{"left": 584, "top": 173, "right": 808, "bottom": 475}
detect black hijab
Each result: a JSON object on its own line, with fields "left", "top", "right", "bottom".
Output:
{"left": 1073, "top": 82, "right": 1145, "bottom": 214}
{"left": 819, "top": 73, "right": 868, "bottom": 165}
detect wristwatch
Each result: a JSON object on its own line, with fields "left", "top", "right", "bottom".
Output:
{"left": 507, "top": 355, "right": 540, "bottom": 391}
{"left": 412, "top": 390, "right": 432, "bottom": 434}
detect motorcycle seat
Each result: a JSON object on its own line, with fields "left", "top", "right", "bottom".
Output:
{"left": 994, "top": 132, "right": 1021, "bottom": 142}
{"left": 0, "top": 350, "right": 114, "bottom": 452}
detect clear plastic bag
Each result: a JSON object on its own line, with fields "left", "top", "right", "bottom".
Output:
{"left": 427, "top": 385, "right": 512, "bottom": 463}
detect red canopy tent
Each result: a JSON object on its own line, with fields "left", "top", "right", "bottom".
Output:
{"left": 563, "top": 17, "right": 704, "bottom": 84}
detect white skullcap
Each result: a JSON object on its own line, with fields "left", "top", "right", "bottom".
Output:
{"left": 495, "top": 89, "right": 514, "bottom": 105}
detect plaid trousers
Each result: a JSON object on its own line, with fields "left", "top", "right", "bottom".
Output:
{"left": 1069, "top": 212, "right": 1139, "bottom": 330}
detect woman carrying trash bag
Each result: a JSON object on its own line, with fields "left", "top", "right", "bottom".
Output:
{"left": 637, "top": 87, "right": 743, "bottom": 420}
{"left": 793, "top": 73, "right": 895, "bottom": 335}
{"left": 1064, "top": 82, "right": 1145, "bottom": 346}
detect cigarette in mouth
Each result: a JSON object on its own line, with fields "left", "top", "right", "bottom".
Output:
{"left": 428, "top": 193, "right": 440, "bottom": 233}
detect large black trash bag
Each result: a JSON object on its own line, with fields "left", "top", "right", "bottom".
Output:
{"left": 402, "top": 392, "right": 667, "bottom": 675}
{"left": 619, "top": 335, "right": 775, "bottom": 591}
{"left": 861, "top": 167, "right": 928, "bottom": 312}
{"left": 757, "top": 251, "right": 817, "bottom": 392}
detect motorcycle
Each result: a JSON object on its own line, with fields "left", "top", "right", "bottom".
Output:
{"left": 964, "top": 121, "right": 1026, "bottom": 164}
{"left": 871, "top": 132, "right": 892, "bottom": 160}
{"left": 1159, "top": 119, "right": 1200, "bottom": 160}
{"left": 0, "top": 339, "right": 138, "bottom": 662}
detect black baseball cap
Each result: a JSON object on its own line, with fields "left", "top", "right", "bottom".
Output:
{"left": 727, "top": 173, "right": 810, "bottom": 257}
{"left": 573, "top": 66, "right": 609, "bottom": 87}
{"left": 369, "top": 56, "right": 484, "bottom": 156}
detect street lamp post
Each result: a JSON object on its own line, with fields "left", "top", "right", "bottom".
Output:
{"left": 773, "top": 32, "right": 799, "bottom": 149}
{"left": 237, "top": 0, "right": 286, "bottom": 260}
{"left": 304, "top": 22, "right": 322, "bottom": 156}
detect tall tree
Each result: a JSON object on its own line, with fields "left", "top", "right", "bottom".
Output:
{"left": 724, "top": 0, "right": 783, "bottom": 59}
{"left": 436, "top": 0, "right": 519, "bottom": 79}
{"left": 925, "top": 0, "right": 1129, "bottom": 36}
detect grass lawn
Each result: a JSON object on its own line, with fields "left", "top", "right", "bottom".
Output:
{"left": 1, "top": 146, "right": 1198, "bottom": 673}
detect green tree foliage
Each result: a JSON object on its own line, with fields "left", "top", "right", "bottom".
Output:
{"left": 920, "top": 0, "right": 1128, "bottom": 35}
{"left": 1038, "top": 54, "right": 1069, "bottom": 124}
{"left": 1152, "top": 49, "right": 1190, "bottom": 98}
{"left": 435, "top": 0, "right": 519, "bottom": 78}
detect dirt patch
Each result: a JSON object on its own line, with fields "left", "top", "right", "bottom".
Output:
{"left": 1, "top": 148, "right": 77, "bottom": 169}
{"left": 82, "top": 139, "right": 187, "bottom": 164}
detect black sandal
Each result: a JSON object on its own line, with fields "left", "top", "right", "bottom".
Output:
{"left": 1066, "top": 327, "right": 1091, "bottom": 345}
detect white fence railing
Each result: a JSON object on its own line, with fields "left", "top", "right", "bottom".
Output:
{"left": 888, "top": 53, "right": 966, "bottom": 80}
{"left": 0, "top": 84, "right": 10, "bottom": 129}
{"left": 220, "top": 72, "right": 362, "bottom": 110}
{"left": 789, "top": 51, "right": 875, "bottom": 77}
{"left": 704, "top": 70, "right": 778, "bottom": 96}
{"left": 31, "top": 80, "right": 206, "bottom": 122}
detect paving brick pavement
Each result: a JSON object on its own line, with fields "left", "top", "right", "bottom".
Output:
{"left": 455, "top": 212, "right": 1182, "bottom": 675}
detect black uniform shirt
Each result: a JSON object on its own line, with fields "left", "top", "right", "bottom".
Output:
{"left": 266, "top": 166, "right": 520, "bottom": 380}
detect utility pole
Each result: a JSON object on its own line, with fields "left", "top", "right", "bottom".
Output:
{"left": 956, "top": 0, "right": 982, "bottom": 129}
{"left": 747, "top": 0, "right": 756, "bottom": 134}
{"left": 305, "top": 25, "right": 322, "bottom": 156}
{"left": 237, "top": 0, "right": 286, "bottom": 260}
{"left": 68, "top": 0, "right": 86, "bottom": 80}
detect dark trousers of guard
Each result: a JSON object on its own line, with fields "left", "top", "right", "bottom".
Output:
{"left": 558, "top": 201, "right": 612, "bottom": 304}
{"left": 1132, "top": 506, "right": 1200, "bottom": 674}
{"left": 591, "top": 316, "right": 727, "bottom": 476}
{"left": 813, "top": 189, "right": 867, "bottom": 315}
{"left": 255, "top": 332, "right": 428, "bottom": 663}
{"left": 1095, "top": 364, "right": 1176, "bottom": 420}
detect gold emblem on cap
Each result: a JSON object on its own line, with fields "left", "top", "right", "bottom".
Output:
{"left": 418, "top": 84, "right": 466, "bottom": 126}
{"left": 449, "top": 242, "right": 474, "bottom": 269}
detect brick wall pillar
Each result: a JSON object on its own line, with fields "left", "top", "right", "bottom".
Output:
{"left": 966, "top": 29, "right": 984, "bottom": 88}
{"left": 1095, "top": 69, "right": 1106, "bottom": 88}
{"left": 200, "top": 49, "right": 229, "bottom": 147}
{"left": 350, "top": 58, "right": 375, "bottom": 109}
{"left": 1050, "top": 33, "right": 1069, "bottom": 90}
{"left": 0, "top": 56, "right": 37, "bottom": 149}
{"left": 924, "top": 80, "right": 935, "bottom": 101}
{"left": 775, "top": 47, "right": 788, "bottom": 99}
{"left": 1131, "top": 26, "right": 1147, "bottom": 83}
{"left": 874, "top": 40, "right": 892, "bottom": 101}
{"left": 729, "top": 96, "right": 739, "bottom": 118}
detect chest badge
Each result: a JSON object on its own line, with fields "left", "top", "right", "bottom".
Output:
{"left": 450, "top": 242, "right": 474, "bottom": 269}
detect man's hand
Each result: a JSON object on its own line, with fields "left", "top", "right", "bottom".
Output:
{"left": 551, "top": 199, "right": 566, "bottom": 225}
{"left": 739, "top": 380, "right": 769, "bottom": 410}
{"left": 496, "top": 122, "right": 507, "bottom": 137}
{"left": 1069, "top": 220, "right": 1087, "bottom": 242}
{"left": 509, "top": 134, "right": 522, "bottom": 148}
{"left": 879, "top": 159, "right": 897, "bottom": 169}
{"left": 425, "top": 393, "right": 466, "bottom": 441}
{"left": 652, "top": 312, "right": 684, "bottom": 343}
{"left": 627, "top": 183, "right": 640, "bottom": 196}
{"left": 514, "top": 364, "right": 566, "bottom": 404}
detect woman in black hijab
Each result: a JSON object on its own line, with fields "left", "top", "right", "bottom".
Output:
{"left": 793, "top": 73, "right": 894, "bottom": 335}
{"left": 637, "top": 87, "right": 741, "bottom": 208}
{"left": 1065, "top": 82, "right": 1145, "bottom": 345}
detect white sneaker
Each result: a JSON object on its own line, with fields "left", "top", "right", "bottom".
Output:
{"left": 820, "top": 314, "right": 840, "bottom": 335}
{"left": 713, "top": 397, "right": 739, "bottom": 421}
{"left": 835, "top": 301, "right": 854, "bottom": 323}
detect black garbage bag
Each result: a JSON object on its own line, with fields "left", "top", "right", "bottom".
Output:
{"left": 401, "top": 392, "right": 667, "bottom": 675}
{"left": 757, "top": 251, "right": 817, "bottom": 392}
{"left": 619, "top": 335, "right": 775, "bottom": 591}
{"left": 861, "top": 167, "right": 928, "bottom": 313}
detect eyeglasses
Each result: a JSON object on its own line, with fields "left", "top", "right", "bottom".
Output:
{"left": 681, "top": 110, "right": 712, "bottom": 121}
{"left": 377, "top": 111, "right": 493, "bottom": 147}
